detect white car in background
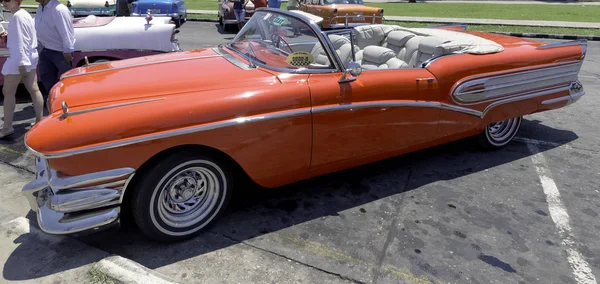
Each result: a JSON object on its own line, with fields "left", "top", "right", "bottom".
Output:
{"left": 0, "top": 14, "right": 181, "bottom": 85}
{"left": 67, "top": 0, "right": 117, "bottom": 16}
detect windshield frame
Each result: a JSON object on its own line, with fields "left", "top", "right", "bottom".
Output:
{"left": 225, "top": 8, "right": 346, "bottom": 74}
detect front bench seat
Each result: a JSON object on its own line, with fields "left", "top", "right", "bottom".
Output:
{"left": 360, "top": 46, "right": 409, "bottom": 70}
{"left": 310, "top": 34, "right": 360, "bottom": 68}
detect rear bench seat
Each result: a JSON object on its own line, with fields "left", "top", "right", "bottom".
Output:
{"left": 360, "top": 46, "right": 408, "bottom": 70}
{"left": 350, "top": 24, "right": 504, "bottom": 70}
{"left": 307, "top": 24, "right": 503, "bottom": 70}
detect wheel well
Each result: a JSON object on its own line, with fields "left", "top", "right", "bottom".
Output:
{"left": 119, "top": 144, "right": 250, "bottom": 226}
{"left": 75, "top": 56, "right": 120, "bottom": 67}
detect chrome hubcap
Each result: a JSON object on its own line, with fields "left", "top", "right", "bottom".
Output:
{"left": 487, "top": 117, "right": 520, "bottom": 145}
{"left": 157, "top": 167, "right": 220, "bottom": 228}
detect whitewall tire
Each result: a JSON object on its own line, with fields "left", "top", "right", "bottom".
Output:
{"left": 477, "top": 116, "right": 522, "bottom": 150}
{"left": 131, "top": 150, "right": 233, "bottom": 242}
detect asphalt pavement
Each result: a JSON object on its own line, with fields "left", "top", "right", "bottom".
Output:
{"left": 0, "top": 21, "right": 599, "bottom": 284}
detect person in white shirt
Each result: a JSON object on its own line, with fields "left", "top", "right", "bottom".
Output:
{"left": 34, "top": 0, "right": 75, "bottom": 101}
{"left": 0, "top": 0, "right": 45, "bottom": 139}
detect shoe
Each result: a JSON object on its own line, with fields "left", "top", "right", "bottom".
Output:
{"left": 0, "top": 128, "right": 14, "bottom": 139}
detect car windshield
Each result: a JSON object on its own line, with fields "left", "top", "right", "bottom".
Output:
{"left": 227, "top": 10, "right": 336, "bottom": 71}
{"left": 323, "top": 0, "right": 364, "bottom": 4}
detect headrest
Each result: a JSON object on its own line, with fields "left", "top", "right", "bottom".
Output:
{"left": 362, "top": 46, "right": 396, "bottom": 64}
{"left": 353, "top": 25, "right": 391, "bottom": 48}
{"left": 328, "top": 34, "right": 351, "bottom": 49}
{"left": 386, "top": 31, "right": 416, "bottom": 47}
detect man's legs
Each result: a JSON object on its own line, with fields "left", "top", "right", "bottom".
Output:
{"left": 38, "top": 48, "right": 73, "bottom": 101}
{"left": 234, "top": 9, "right": 245, "bottom": 29}
{"left": 38, "top": 48, "right": 58, "bottom": 101}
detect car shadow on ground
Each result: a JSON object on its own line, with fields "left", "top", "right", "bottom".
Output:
{"left": 214, "top": 23, "right": 241, "bottom": 35}
{"left": 1, "top": 114, "right": 581, "bottom": 280}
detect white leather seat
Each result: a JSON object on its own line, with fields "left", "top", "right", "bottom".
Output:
{"left": 383, "top": 30, "right": 416, "bottom": 62}
{"left": 352, "top": 24, "right": 397, "bottom": 49}
{"left": 360, "top": 46, "right": 408, "bottom": 70}
{"left": 310, "top": 34, "right": 359, "bottom": 68}
{"left": 410, "top": 36, "right": 451, "bottom": 67}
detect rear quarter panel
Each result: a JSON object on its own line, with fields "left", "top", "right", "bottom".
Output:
{"left": 425, "top": 39, "right": 584, "bottom": 139}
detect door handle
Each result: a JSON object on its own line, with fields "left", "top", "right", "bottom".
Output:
{"left": 416, "top": 78, "right": 435, "bottom": 84}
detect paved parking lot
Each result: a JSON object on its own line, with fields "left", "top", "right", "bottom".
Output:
{"left": 0, "top": 21, "right": 599, "bottom": 284}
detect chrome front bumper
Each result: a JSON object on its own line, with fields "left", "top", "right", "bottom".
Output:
{"left": 22, "top": 157, "right": 135, "bottom": 235}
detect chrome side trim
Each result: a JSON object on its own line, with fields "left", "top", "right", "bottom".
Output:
{"left": 440, "top": 103, "right": 483, "bottom": 117}
{"left": 75, "top": 48, "right": 170, "bottom": 53}
{"left": 541, "top": 96, "right": 571, "bottom": 105}
{"left": 59, "top": 98, "right": 165, "bottom": 120}
{"left": 482, "top": 85, "right": 571, "bottom": 116}
{"left": 213, "top": 46, "right": 255, "bottom": 70}
{"left": 311, "top": 101, "right": 442, "bottom": 114}
{"left": 451, "top": 60, "right": 582, "bottom": 105}
{"left": 29, "top": 107, "right": 312, "bottom": 159}
{"left": 536, "top": 39, "right": 587, "bottom": 51}
{"left": 311, "top": 101, "right": 484, "bottom": 117}
{"left": 61, "top": 54, "right": 223, "bottom": 80}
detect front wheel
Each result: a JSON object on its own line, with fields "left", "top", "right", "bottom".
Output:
{"left": 131, "top": 150, "right": 233, "bottom": 242}
{"left": 476, "top": 116, "right": 522, "bottom": 150}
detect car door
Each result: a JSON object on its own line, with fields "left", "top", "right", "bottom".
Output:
{"left": 308, "top": 31, "right": 443, "bottom": 174}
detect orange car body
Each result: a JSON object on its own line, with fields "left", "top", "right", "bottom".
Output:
{"left": 21, "top": 9, "right": 586, "bottom": 238}
{"left": 298, "top": 0, "right": 383, "bottom": 29}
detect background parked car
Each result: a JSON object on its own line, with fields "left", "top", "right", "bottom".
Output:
{"left": 0, "top": 14, "right": 181, "bottom": 86}
{"left": 298, "top": 0, "right": 383, "bottom": 29}
{"left": 218, "top": 0, "right": 255, "bottom": 31}
{"left": 67, "top": 0, "right": 117, "bottom": 17}
{"left": 130, "top": 0, "right": 187, "bottom": 27}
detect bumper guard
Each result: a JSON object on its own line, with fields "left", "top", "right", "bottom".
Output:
{"left": 22, "top": 157, "right": 135, "bottom": 235}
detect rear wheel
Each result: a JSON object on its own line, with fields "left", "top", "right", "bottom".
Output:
{"left": 477, "top": 116, "right": 522, "bottom": 150}
{"left": 131, "top": 150, "right": 233, "bottom": 242}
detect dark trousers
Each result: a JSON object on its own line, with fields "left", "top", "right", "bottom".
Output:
{"left": 39, "top": 47, "right": 73, "bottom": 100}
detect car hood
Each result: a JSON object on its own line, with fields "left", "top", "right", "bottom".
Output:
{"left": 49, "top": 47, "right": 279, "bottom": 113}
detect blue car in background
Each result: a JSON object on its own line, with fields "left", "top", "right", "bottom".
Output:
{"left": 130, "top": 0, "right": 187, "bottom": 27}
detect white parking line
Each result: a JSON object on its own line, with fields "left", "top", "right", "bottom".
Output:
{"left": 528, "top": 144, "right": 598, "bottom": 284}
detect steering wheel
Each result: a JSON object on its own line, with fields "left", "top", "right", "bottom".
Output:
{"left": 270, "top": 33, "right": 293, "bottom": 53}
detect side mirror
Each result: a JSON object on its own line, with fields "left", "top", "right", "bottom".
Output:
{"left": 348, "top": 61, "right": 362, "bottom": 76}
{"left": 338, "top": 61, "right": 362, "bottom": 83}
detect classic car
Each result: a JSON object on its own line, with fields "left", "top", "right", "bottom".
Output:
{"left": 67, "top": 0, "right": 117, "bottom": 16}
{"left": 130, "top": 0, "right": 187, "bottom": 27}
{"left": 298, "top": 0, "right": 383, "bottom": 29}
{"left": 22, "top": 9, "right": 586, "bottom": 242}
{"left": 0, "top": 14, "right": 180, "bottom": 86}
{"left": 218, "top": 0, "right": 255, "bottom": 31}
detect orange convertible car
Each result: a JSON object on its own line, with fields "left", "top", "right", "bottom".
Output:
{"left": 299, "top": 0, "right": 384, "bottom": 29}
{"left": 23, "top": 9, "right": 586, "bottom": 241}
